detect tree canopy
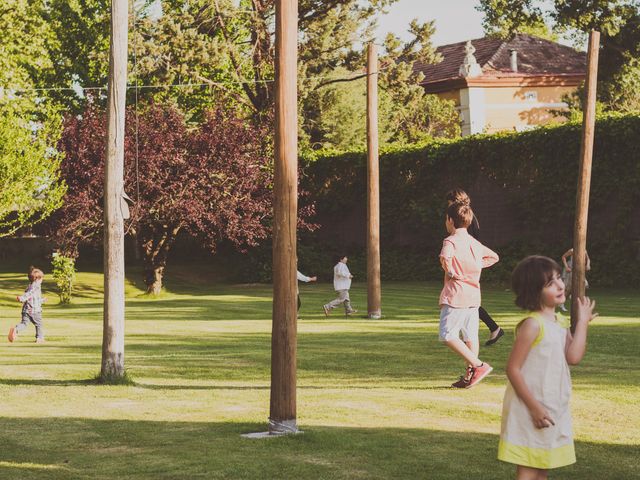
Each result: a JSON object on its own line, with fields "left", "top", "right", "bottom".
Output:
{"left": 0, "top": 105, "right": 66, "bottom": 237}
{"left": 50, "top": 101, "right": 299, "bottom": 293}
{"left": 28, "top": 0, "right": 459, "bottom": 147}
{"left": 0, "top": 3, "right": 66, "bottom": 236}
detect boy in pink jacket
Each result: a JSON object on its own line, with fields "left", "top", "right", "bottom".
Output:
{"left": 439, "top": 202, "right": 499, "bottom": 388}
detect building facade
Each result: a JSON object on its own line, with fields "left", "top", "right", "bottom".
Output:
{"left": 416, "top": 35, "right": 587, "bottom": 136}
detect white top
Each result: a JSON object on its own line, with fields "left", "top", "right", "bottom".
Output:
{"left": 333, "top": 262, "right": 351, "bottom": 291}
{"left": 296, "top": 271, "right": 311, "bottom": 282}
{"left": 296, "top": 271, "right": 311, "bottom": 294}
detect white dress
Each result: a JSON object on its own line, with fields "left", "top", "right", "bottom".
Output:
{"left": 498, "top": 313, "right": 576, "bottom": 469}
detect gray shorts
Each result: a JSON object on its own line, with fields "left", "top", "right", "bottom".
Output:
{"left": 439, "top": 305, "right": 479, "bottom": 343}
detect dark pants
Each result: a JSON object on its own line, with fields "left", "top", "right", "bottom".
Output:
{"left": 297, "top": 295, "right": 301, "bottom": 311}
{"left": 479, "top": 306, "right": 499, "bottom": 333}
{"left": 16, "top": 311, "right": 44, "bottom": 339}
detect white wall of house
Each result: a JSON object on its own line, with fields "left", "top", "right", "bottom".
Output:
{"left": 459, "top": 87, "right": 486, "bottom": 135}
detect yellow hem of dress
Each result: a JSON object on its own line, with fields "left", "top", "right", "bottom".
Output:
{"left": 498, "top": 439, "right": 576, "bottom": 469}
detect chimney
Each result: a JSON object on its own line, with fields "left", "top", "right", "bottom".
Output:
{"left": 510, "top": 49, "right": 518, "bottom": 72}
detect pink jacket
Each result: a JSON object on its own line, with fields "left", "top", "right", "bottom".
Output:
{"left": 439, "top": 228, "right": 499, "bottom": 308}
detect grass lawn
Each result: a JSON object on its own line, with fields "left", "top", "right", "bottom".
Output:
{"left": 0, "top": 265, "right": 638, "bottom": 479}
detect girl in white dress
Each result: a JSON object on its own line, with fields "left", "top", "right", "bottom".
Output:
{"left": 499, "top": 256, "right": 597, "bottom": 479}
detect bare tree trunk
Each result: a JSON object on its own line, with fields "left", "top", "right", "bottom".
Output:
{"left": 145, "top": 265, "right": 164, "bottom": 295}
{"left": 269, "top": 0, "right": 298, "bottom": 435}
{"left": 140, "top": 225, "right": 180, "bottom": 295}
{"left": 571, "top": 30, "right": 600, "bottom": 330}
{"left": 366, "top": 42, "right": 381, "bottom": 319}
{"left": 101, "top": 0, "right": 128, "bottom": 381}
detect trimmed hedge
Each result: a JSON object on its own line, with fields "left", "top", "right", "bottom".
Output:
{"left": 236, "top": 114, "right": 640, "bottom": 286}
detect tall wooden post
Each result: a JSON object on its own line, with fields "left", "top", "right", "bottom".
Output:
{"left": 571, "top": 30, "right": 600, "bottom": 327}
{"left": 366, "top": 43, "right": 382, "bottom": 319}
{"left": 269, "top": 0, "right": 298, "bottom": 434}
{"left": 101, "top": 0, "right": 128, "bottom": 380}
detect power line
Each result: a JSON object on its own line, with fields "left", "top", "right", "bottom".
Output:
{"left": 4, "top": 65, "right": 389, "bottom": 96}
{"left": 5, "top": 80, "right": 273, "bottom": 95}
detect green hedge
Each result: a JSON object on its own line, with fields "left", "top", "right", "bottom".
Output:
{"left": 233, "top": 114, "right": 640, "bottom": 286}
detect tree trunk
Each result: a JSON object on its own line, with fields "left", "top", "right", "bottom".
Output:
{"left": 145, "top": 265, "right": 164, "bottom": 295}
{"left": 571, "top": 30, "right": 600, "bottom": 330}
{"left": 366, "top": 42, "right": 381, "bottom": 319}
{"left": 101, "top": 0, "right": 128, "bottom": 382}
{"left": 269, "top": 0, "right": 298, "bottom": 434}
{"left": 140, "top": 224, "right": 180, "bottom": 295}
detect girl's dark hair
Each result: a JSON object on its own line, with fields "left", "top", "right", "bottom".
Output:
{"left": 446, "top": 202, "right": 473, "bottom": 228}
{"left": 445, "top": 188, "right": 470, "bottom": 206}
{"left": 511, "top": 256, "right": 562, "bottom": 311}
{"left": 336, "top": 254, "right": 347, "bottom": 263}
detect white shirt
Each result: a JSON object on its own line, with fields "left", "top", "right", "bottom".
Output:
{"left": 333, "top": 262, "right": 352, "bottom": 291}
{"left": 296, "top": 271, "right": 311, "bottom": 283}
{"left": 296, "top": 271, "right": 311, "bottom": 294}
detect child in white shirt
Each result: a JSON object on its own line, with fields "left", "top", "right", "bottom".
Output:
{"left": 323, "top": 255, "right": 357, "bottom": 316}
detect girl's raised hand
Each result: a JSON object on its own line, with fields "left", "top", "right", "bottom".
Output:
{"left": 576, "top": 297, "right": 598, "bottom": 323}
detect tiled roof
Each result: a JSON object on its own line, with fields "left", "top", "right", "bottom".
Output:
{"left": 416, "top": 34, "right": 587, "bottom": 85}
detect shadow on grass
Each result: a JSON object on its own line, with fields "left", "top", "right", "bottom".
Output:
{"left": 2, "top": 323, "right": 637, "bottom": 388}
{"left": 44, "top": 285, "right": 640, "bottom": 323}
{"left": 0, "top": 379, "right": 95, "bottom": 387}
{"left": 0, "top": 418, "right": 635, "bottom": 480}
{"left": 0, "top": 376, "right": 460, "bottom": 391}
{"left": 117, "top": 383, "right": 454, "bottom": 392}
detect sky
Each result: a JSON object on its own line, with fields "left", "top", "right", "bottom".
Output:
{"left": 149, "top": 1, "right": 486, "bottom": 47}
{"left": 375, "top": 0, "right": 486, "bottom": 46}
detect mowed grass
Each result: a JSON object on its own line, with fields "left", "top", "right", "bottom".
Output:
{"left": 0, "top": 265, "right": 638, "bottom": 479}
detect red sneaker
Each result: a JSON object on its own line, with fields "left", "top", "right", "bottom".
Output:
{"left": 468, "top": 362, "right": 493, "bottom": 387}
{"left": 8, "top": 327, "right": 17, "bottom": 343}
{"left": 451, "top": 366, "right": 473, "bottom": 388}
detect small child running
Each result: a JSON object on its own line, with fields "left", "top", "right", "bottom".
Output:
{"left": 9, "top": 267, "right": 46, "bottom": 343}
{"left": 323, "top": 255, "right": 357, "bottom": 316}
{"left": 499, "top": 256, "right": 597, "bottom": 479}
{"left": 439, "top": 202, "right": 499, "bottom": 388}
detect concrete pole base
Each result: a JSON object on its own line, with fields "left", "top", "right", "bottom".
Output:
{"left": 242, "top": 419, "right": 302, "bottom": 438}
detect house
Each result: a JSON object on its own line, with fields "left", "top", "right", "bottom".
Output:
{"left": 415, "top": 34, "right": 587, "bottom": 136}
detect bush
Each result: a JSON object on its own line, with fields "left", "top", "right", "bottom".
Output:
{"left": 51, "top": 253, "right": 76, "bottom": 304}
{"left": 297, "top": 114, "right": 640, "bottom": 287}
{"left": 220, "top": 114, "right": 640, "bottom": 286}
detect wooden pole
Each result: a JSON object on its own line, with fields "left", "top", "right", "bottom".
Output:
{"left": 366, "top": 43, "right": 382, "bottom": 319}
{"left": 101, "top": 0, "right": 128, "bottom": 379}
{"left": 571, "top": 30, "right": 600, "bottom": 327}
{"left": 269, "top": 0, "right": 298, "bottom": 434}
